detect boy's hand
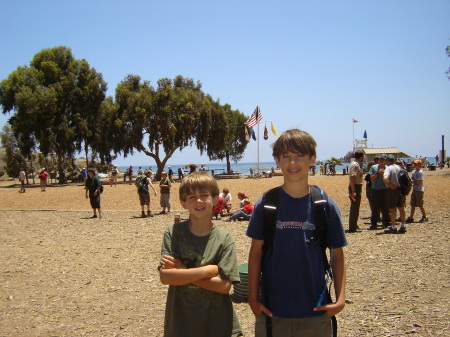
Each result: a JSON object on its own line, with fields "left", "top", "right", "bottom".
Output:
{"left": 248, "top": 299, "right": 273, "bottom": 317}
{"left": 160, "top": 255, "right": 185, "bottom": 269}
{"left": 313, "top": 301, "right": 345, "bottom": 317}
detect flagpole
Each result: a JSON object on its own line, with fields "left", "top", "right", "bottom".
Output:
{"left": 352, "top": 119, "right": 355, "bottom": 152}
{"left": 257, "top": 120, "right": 260, "bottom": 174}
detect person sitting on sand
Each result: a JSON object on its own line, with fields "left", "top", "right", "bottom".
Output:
{"left": 219, "top": 188, "right": 232, "bottom": 215}
{"left": 228, "top": 198, "right": 254, "bottom": 221}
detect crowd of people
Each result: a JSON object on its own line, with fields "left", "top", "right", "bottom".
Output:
{"left": 349, "top": 152, "right": 428, "bottom": 234}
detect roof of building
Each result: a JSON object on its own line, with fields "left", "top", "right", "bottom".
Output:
{"left": 359, "top": 147, "right": 412, "bottom": 158}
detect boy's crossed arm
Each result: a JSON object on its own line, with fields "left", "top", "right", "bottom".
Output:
{"left": 159, "top": 255, "right": 232, "bottom": 294}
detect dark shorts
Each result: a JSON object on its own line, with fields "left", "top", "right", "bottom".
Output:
{"left": 386, "top": 187, "right": 405, "bottom": 209}
{"left": 139, "top": 192, "right": 150, "bottom": 205}
{"left": 410, "top": 190, "right": 424, "bottom": 207}
{"left": 89, "top": 194, "right": 101, "bottom": 209}
{"left": 255, "top": 312, "right": 331, "bottom": 337}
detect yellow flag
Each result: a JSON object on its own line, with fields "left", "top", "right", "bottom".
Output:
{"left": 271, "top": 122, "right": 279, "bottom": 137}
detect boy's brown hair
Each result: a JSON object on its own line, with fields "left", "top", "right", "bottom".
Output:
{"left": 179, "top": 171, "right": 220, "bottom": 202}
{"left": 272, "top": 129, "right": 317, "bottom": 159}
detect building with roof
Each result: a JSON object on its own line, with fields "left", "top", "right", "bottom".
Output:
{"left": 360, "top": 147, "right": 412, "bottom": 163}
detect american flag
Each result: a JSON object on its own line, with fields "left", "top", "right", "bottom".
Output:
{"left": 245, "top": 106, "right": 263, "bottom": 128}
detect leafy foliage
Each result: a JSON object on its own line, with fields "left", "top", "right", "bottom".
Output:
{"left": 103, "top": 75, "right": 247, "bottom": 179}
{"left": 0, "top": 46, "right": 107, "bottom": 180}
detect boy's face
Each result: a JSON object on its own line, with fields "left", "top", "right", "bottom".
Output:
{"left": 275, "top": 151, "right": 316, "bottom": 181}
{"left": 180, "top": 190, "right": 218, "bottom": 220}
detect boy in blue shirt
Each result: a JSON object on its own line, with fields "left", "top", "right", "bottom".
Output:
{"left": 247, "top": 129, "right": 347, "bottom": 336}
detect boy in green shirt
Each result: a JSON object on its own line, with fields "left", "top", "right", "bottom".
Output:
{"left": 159, "top": 171, "right": 243, "bottom": 337}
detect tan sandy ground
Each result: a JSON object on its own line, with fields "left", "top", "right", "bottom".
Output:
{"left": 0, "top": 169, "right": 449, "bottom": 336}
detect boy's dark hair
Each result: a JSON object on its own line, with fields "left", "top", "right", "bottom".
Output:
{"left": 223, "top": 188, "right": 229, "bottom": 194}
{"left": 179, "top": 171, "right": 219, "bottom": 202}
{"left": 354, "top": 150, "right": 364, "bottom": 159}
{"left": 272, "top": 129, "right": 317, "bottom": 159}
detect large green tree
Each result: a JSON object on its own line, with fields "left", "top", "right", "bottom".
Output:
{"left": 205, "top": 103, "right": 248, "bottom": 173}
{"left": 105, "top": 74, "right": 246, "bottom": 178}
{"left": 0, "top": 46, "right": 107, "bottom": 179}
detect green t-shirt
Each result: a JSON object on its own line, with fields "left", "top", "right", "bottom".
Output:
{"left": 159, "top": 178, "right": 171, "bottom": 194}
{"left": 86, "top": 175, "right": 101, "bottom": 198}
{"left": 160, "top": 221, "right": 242, "bottom": 337}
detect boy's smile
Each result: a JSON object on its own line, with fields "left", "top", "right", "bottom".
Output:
{"left": 276, "top": 152, "right": 316, "bottom": 179}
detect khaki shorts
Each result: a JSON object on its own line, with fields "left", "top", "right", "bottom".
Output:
{"left": 160, "top": 193, "right": 170, "bottom": 207}
{"left": 255, "top": 312, "right": 331, "bottom": 337}
{"left": 410, "top": 190, "right": 424, "bottom": 207}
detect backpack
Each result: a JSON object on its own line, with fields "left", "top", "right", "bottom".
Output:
{"left": 135, "top": 175, "right": 147, "bottom": 188}
{"left": 261, "top": 185, "right": 337, "bottom": 337}
{"left": 398, "top": 169, "right": 412, "bottom": 196}
{"left": 99, "top": 182, "right": 104, "bottom": 194}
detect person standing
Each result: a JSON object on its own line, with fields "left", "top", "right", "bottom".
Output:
{"left": 383, "top": 155, "right": 407, "bottom": 233}
{"left": 348, "top": 150, "right": 364, "bottom": 232}
{"left": 38, "top": 168, "right": 49, "bottom": 192}
{"left": 406, "top": 159, "right": 428, "bottom": 223}
{"left": 167, "top": 166, "right": 174, "bottom": 183}
{"left": 177, "top": 167, "right": 184, "bottom": 180}
{"left": 247, "top": 129, "right": 347, "bottom": 337}
{"left": 110, "top": 165, "right": 118, "bottom": 187}
{"left": 19, "top": 168, "right": 26, "bottom": 193}
{"left": 158, "top": 171, "right": 242, "bottom": 337}
{"left": 127, "top": 165, "right": 133, "bottom": 185}
{"left": 368, "top": 154, "right": 390, "bottom": 229}
{"left": 136, "top": 169, "right": 157, "bottom": 218}
{"left": 85, "top": 168, "right": 102, "bottom": 219}
{"left": 81, "top": 168, "right": 88, "bottom": 185}
{"left": 159, "top": 171, "right": 171, "bottom": 214}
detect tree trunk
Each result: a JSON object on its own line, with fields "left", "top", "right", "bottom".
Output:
{"left": 226, "top": 152, "right": 231, "bottom": 174}
{"left": 57, "top": 151, "right": 65, "bottom": 184}
{"left": 84, "top": 144, "right": 89, "bottom": 169}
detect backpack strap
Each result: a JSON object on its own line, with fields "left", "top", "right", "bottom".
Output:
{"left": 261, "top": 187, "right": 279, "bottom": 337}
{"left": 310, "top": 185, "right": 338, "bottom": 337}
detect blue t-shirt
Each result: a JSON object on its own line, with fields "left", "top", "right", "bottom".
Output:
{"left": 369, "top": 164, "right": 388, "bottom": 190}
{"left": 246, "top": 186, "right": 348, "bottom": 318}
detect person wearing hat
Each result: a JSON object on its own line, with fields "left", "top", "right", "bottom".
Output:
{"left": 81, "top": 168, "right": 88, "bottom": 185}
{"left": 348, "top": 150, "right": 365, "bottom": 232}
{"left": 167, "top": 166, "right": 174, "bottom": 183}
{"left": 406, "top": 160, "right": 428, "bottom": 223}
{"left": 19, "top": 167, "right": 26, "bottom": 193}
{"left": 110, "top": 165, "right": 119, "bottom": 187}
{"left": 85, "top": 168, "right": 103, "bottom": 219}
{"left": 368, "top": 154, "right": 390, "bottom": 229}
{"left": 137, "top": 169, "right": 157, "bottom": 218}
{"left": 38, "top": 167, "right": 49, "bottom": 192}
{"left": 383, "top": 155, "right": 407, "bottom": 233}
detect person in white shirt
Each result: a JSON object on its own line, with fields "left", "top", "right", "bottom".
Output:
{"left": 383, "top": 155, "right": 407, "bottom": 233}
{"left": 219, "top": 188, "right": 232, "bottom": 216}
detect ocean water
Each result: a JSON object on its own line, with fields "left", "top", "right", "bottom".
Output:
{"left": 116, "top": 157, "right": 439, "bottom": 176}
{"left": 117, "top": 161, "right": 278, "bottom": 176}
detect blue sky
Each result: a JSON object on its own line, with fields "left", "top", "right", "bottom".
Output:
{"left": 1, "top": 0, "right": 449, "bottom": 166}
